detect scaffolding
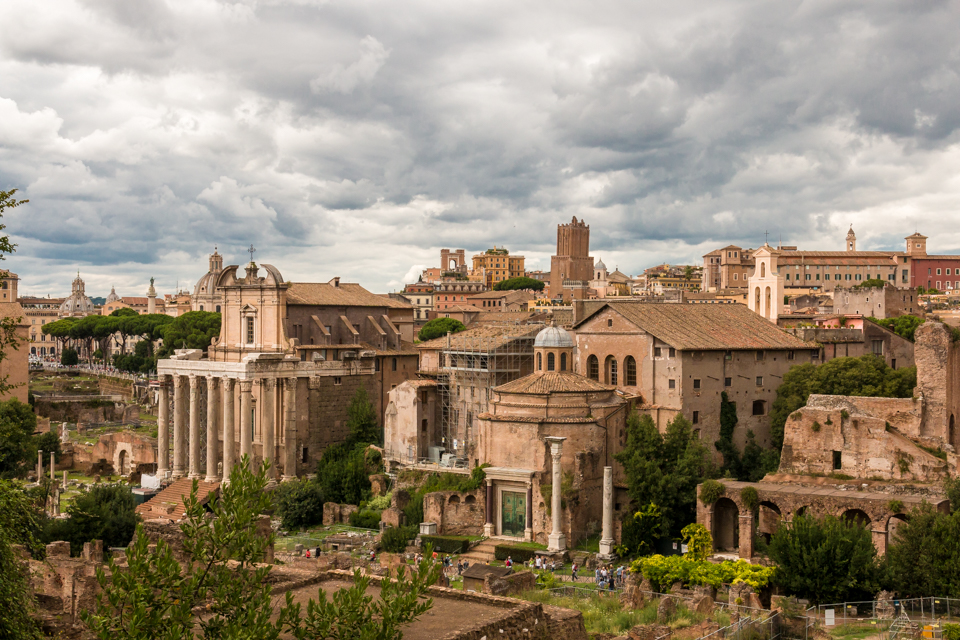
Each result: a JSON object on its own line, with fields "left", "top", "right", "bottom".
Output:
{"left": 435, "top": 321, "right": 539, "bottom": 463}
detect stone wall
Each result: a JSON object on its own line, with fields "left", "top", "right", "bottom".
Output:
{"left": 308, "top": 373, "right": 375, "bottom": 459}
{"left": 423, "top": 489, "right": 485, "bottom": 535}
{"left": 35, "top": 398, "right": 141, "bottom": 425}
{"left": 71, "top": 431, "right": 158, "bottom": 476}
{"left": 322, "top": 502, "right": 361, "bottom": 526}
{"left": 99, "top": 376, "right": 135, "bottom": 401}
{"left": 915, "top": 321, "right": 960, "bottom": 448}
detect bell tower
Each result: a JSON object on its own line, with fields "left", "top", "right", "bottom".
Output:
{"left": 846, "top": 226, "right": 857, "bottom": 252}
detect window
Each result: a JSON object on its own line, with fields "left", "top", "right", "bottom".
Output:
{"left": 392, "top": 357, "right": 398, "bottom": 371}
{"left": 668, "top": 379, "right": 676, "bottom": 389}
{"left": 246, "top": 317, "right": 255, "bottom": 344}
{"left": 937, "top": 268, "right": 942, "bottom": 275}
{"left": 871, "top": 339, "right": 884, "bottom": 355}
{"left": 547, "top": 352, "right": 556, "bottom": 371}
{"left": 607, "top": 318, "right": 613, "bottom": 327}
{"left": 752, "top": 400, "right": 765, "bottom": 416}
{"left": 724, "top": 350, "right": 732, "bottom": 361}
{"left": 724, "top": 377, "right": 732, "bottom": 387}
{"left": 537, "top": 352, "right": 543, "bottom": 370}
{"left": 199, "top": 305, "right": 204, "bottom": 311}
{"left": 333, "top": 377, "right": 342, "bottom": 385}
{"left": 587, "top": 355, "right": 599, "bottom": 381}
{"left": 625, "top": 356, "right": 636, "bottom": 385}
{"left": 606, "top": 356, "right": 618, "bottom": 385}
{"left": 756, "top": 376, "right": 763, "bottom": 386}
{"left": 693, "top": 411, "right": 700, "bottom": 424}
{"left": 560, "top": 352, "right": 567, "bottom": 371}
{"left": 302, "top": 447, "right": 309, "bottom": 464}
{"left": 654, "top": 347, "right": 662, "bottom": 357}
{"left": 693, "top": 378, "right": 701, "bottom": 390}
{"left": 756, "top": 350, "right": 764, "bottom": 361}
{"left": 832, "top": 451, "right": 842, "bottom": 470}
{"left": 788, "top": 351, "right": 795, "bottom": 360}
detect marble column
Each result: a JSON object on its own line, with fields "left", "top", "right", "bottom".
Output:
{"left": 172, "top": 376, "right": 187, "bottom": 479}
{"left": 37, "top": 450, "right": 43, "bottom": 481}
{"left": 205, "top": 376, "right": 219, "bottom": 483}
{"left": 50, "top": 451, "right": 55, "bottom": 482}
{"left": 239, "top": 380, "right": 253, "bottom": 469}
{"left": 546, "top": 436, "right": 567, "bottom": 552}
{"left": 188, "top": 375, "right": 201, "bottom": 479}
{"left": 599, "top": 466, "right": 615, "bottom": 558}
{"left": 525, "top": 483, "right": 533, "bottom": 542}
{"left": 282, "top": 377, "right": 297, "bottom": 482}
{"left": 157, "top": 376, "right": 170, "bottom": 478}
{"left": 222, "top": 378, "right": 236, "bottom": 483}
{"left": 262, "top": 378, "right": 276, "bottom": 484}
{"left": 484, "top": 477, "right": 495, "bottom": 537}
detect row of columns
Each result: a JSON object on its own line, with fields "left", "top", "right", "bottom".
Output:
{"left": 156, "top": 374, "right": 301, "bottom": 484}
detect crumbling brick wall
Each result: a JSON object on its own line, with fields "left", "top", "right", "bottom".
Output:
{"left": 915, "top": 321, "right": 960, "bottom": 448}
{"left": 422, "top": 490, "right": 484, "bottom": 535}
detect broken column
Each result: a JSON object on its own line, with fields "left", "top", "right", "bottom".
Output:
{"left": 37, "top": 450, "right": 43, "bottom": 481}
{"left": 546, "top": 436, "right": 567, "bottom": 552}
{"left": 599, "top": 465, "right": 615, "bottom": 559}
{"left": 484, "top": 477, "right": 495, "bottom": 537}
{"left": 50, "top": 451, "right": 55, "bottom": 482}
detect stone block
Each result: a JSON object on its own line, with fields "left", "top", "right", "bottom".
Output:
{"left": 369, "top": 474, "right": 389, "bottom": 496}
{"left": 628, "top": 624, "right": 672, "bottom": 640}
{"left": 82, "top": 540, "right": 103, "bottom": 563}
{"left": 322, "top": 502, "right": 340, "bottom": 526}
{"left": 46, "top": 541, "right": 71, "bottom": 557}
{"left": 381, "top": 507, "right": 402, "bottom": 528}
{"left": 420, "top": 522, "right": 438, "bottom": 535}
{"left": 692, "top": 596, "right": 714, "bottom": 615}
{"left": 339, "top": 504, "right": 358, "bottom": 524}
{"left": 656, "top": 597, "right": 676, "bottom": 623}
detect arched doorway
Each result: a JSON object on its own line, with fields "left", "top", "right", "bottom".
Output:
{"left": 841, "top": 509, "right": 871, "bottom": 529}
{"left": 713, "top": 498, "right": 740, "bottom": 551}
{"left": 604, "top": 356, "right": 617, "bottom": 385}
{"left": 887, "top": 514, "right": 908, "bottom": 548}
{"left": 758, "top": 501, "right": 782, "bottom": 541}
{"left": 118, "top": 449, "right": 127, "bottom": 476}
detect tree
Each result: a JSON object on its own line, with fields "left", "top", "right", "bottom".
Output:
{"left": 314, "top": 443, "right": 374, "bottom": 506}
{"left": 883, "top": 505, "right": 960, "bottom": 598}
{"left": 854, "top": 278, "right": 887, "bottom": 290}
{"left": 82, "top": 459, "right": 439, "bottom": 640}
{"left": 274, "top": 479, "right": 326, "bottom": 530}
{"left": 0, "top": 480, "right": 43, "bottom": 640}
{"left": 492, "top": 276, "right": 545, "bottom": 292}
{"left": 870, "top": 315, "right": 925, "bottom": 342}
{"left": 155, "top": 311, "right": 222, "bottom": 358}
{"left": 61, "top": 346, "right": 80, "bottom": 366}
{"left": 770, "top": 356, "right": 916, "bottom": 462}
{"left": 0, "top": 399, "right": 41, "bottom": 479}
{"left": 46, "top": 483, "right": 138, "bottom": 555}
{"left": 347, "top": 385, "right": 380, "bottom": 445}
{"left": 615, "top": 411, "right": 716, "bottom": 539}
{"left": 768, "top": 514, "right": 880, "bottom": 604}
{"left": 417, "top": 317, "right": 466, "bottom": 342}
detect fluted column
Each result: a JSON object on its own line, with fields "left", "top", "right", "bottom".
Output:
{"left": 282, "top": 377, "right": 298, "bottom": 482}
{"left": 222, "top": 378, "right": 236, "bottom": 483}
{"left": 157, "top": 375, "right": 170, "bottom": 478}
{"left": 205, "top": 376, "right": 219, "bottom": 482}
{"left": 599, "top": 466, "right": 615, "bottom": 558}
{"left": 262, "top": 378, "right": 276, "bottom": 484}
{"left": 172, "top": 375, "right": 187, "bottom": 479}
{"left": 188, "top": 375, "right": 201, "bottom": 479}
{"left": 239, "top": 380, "right": 253, "bottom": 469}
{"left": 546, "top": 436, "right": 567, "bottom": 552}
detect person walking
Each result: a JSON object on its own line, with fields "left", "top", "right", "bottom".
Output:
{"left": 571, "top": 562, "right": 578, "bottom": 582}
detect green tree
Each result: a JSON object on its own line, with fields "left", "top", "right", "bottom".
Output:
{"left": 0, "top": 399, "right": 41, "bottom": 479}
{"left": 61, "top": 346, "right": 80, "bottom": 366}
{"left": 46, "top": 484, "right": 138, "bottom": 555}
{"left": 854, "top": 278, "right": 887, "bottom": 289}
{"left": 619, "top": 503, "right": 663, "bottom": 556}
{"left": 42, "top": 317, "right": 78, "bottom": 354}
{"left": 274, "top": 479, "right": 326, "bottom": 530}
{"left": 883, "top": 505, "right": 960, "bottom": 598}
{"left": 767, "top": 514, "right": 880, "bottom": 603}
{"left": 347, "top": 385, "right": 380, "bottom": 445}
{"left": 492, "top": 276, "right": 545, "bottom": 292}
{"left": 945, "top": 477, "right": 960, "bottom": 513}
{"left": 417, "top": 317, "right": 466, "bottom": 342}
{"left": 0, "top": 480, "right": 43, "bottom": 640}
{"left": 156, "top": 311, "right": 222, "bottom": 358}
{"left": 770, "top": 356, "right": 916, "bottom": 462}
{"left": 314, "top": 443, "right": 374, "bottom": 505}
{"left": 870, "top": 315, "right": 925, "bottom": 342}
{"left": 615, "top": 411, "right": 716, "bottom": 539}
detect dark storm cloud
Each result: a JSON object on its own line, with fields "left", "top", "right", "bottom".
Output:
{"left": 1, "top": 0, "right": 960, "bottom": 295}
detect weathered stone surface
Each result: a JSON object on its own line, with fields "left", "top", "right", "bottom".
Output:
{"left": 656, "top": 596, "right": 677, "bottom": 623}
{"left": 876, "top": 591, "right": 896, "bottom": 619}
{"left": 381, "top": 507, "right": 402, "bottom": 528}
{"left": 628, "top": 623, "right": 672, "bottom": 640}
{"left": 369, "top": 474, "right": 389, "bottom": 496}
{"left": 692, "top": 595, "right": 715, "bottom": 615}
{"left": 339, "top": 504, "right": 358, "bottom": 524}
{"left": 322, "top": 502, "right": 340, "bottom": 526}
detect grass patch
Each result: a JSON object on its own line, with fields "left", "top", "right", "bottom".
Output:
{"left": 575, "top": 533, "right": 601, "bottom": 553}
{"left": 828, "top": 623, "right": 881, "bottom": 640}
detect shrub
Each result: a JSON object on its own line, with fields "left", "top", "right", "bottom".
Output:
{"left": 943, "top": 624, "right": 960, "bottom": 640}
{"left": 366, "top": 493, "right": 392, "bottom": 511}
{"left": 740, "top": 487, "right": 759, "bottom": 513}
{"left": 840, "top": 409, "right": 850, "bottom": 420}
{"left": 420, "top": 535, "right": 470, "bottom": 554}
{"left": 418, "top": 318, "right": 466, "bottom": 342}
{"left": 44, "top": 483, "right": 137, "bottom": 555}
{"left": 380, "top": 526, "right": 414, "bottom": 553}
{"left": 887, "top": 500, "right": 904, "bottom": 513}
{"left": 680, "top": 523, "right": 712, "bottom": 561}
{"left": 61, "top": 347, "right": 79, "bottom": 366}
{"left": 273, "top": 480, "right": 326, "bottom": 530}
{"left": 494, "top": 544, "right": 544, "bottom": 564}
{"left": 699, "top": 480, "right": 725, "bottom": 505}
{"left": 811, "top": 421, "right": 821, "bottom": 433}
{"left": 631, "top": 554, "right": 773, "bottom": 592}
{"left": 348, "top": 509, "right": 382, "bottom": 530}
{"left": 314, "top": 442, "right": 375, "bottom": 506}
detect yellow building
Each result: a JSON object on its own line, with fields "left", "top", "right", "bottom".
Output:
{"left": 472, "top": 247, "right": 525, "bottom": 288}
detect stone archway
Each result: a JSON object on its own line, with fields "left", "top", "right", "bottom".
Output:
{"left": 118, "top": 449, "right": 127, "bottom": 476}
{"left": 713, "top": 498, "right": 740, "bottom": 552}
{"left": 886, "top": 513, "right": 908, "bottom": 547}
{"left": 758, "top": 501, "right": 782, "bottom": 541}
{"left": 841, "top": 508, "right": 871, "bottom": 529}
{"left": 114, "top": 442, "right": 134, "bottom": 477}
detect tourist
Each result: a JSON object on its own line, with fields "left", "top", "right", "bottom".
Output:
{"left": 595, "top": 567, "right": 601, "bottom": 586}
{"left": 571, "top": 562, "right": 578, "bottom": 581}
{"left": 535, "top": 556, "right": 541, "bottom": 570}
{"left": 505, "top": 556, "right": 513, "bottom": 569}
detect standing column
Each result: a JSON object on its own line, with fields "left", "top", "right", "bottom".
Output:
{"left": 239, "top": 380, "right": 253, "bottom": 469}
{"left": 157, "top": 375, "right": 170, "bottom": 479}
{"left": 262, "top": 378, "right": 276, "bottom": 484}
{"left": 205, "top": 377, "right": 219, "bottom": 482}
{"left": 599, "top": 466, "right": 615, "bottom": 558}
{"left": 525, "top": 483, "right": 533, "bottom": 542}
{"left": 546, "top": 436, "right": 567, "bottom": 552}
{"left": 50, "top": 451, "right": 55, "bottom": 482}
{"left": 484, "top": 477, "right": 495, "bottom": 537}
{"left": 222, "top": 378, "right": 236, "bottom": 483}
{"left": 172, "top": 376, "right": 186, "bottom": 479}
{"left": 188, "top": 375, "right": 201, "bottom": 479}
{"left": 282, "top": 377, "right": 298, "bottom": 482}
{"left": 37, "top": 450, "right": 43, "bottom": 481}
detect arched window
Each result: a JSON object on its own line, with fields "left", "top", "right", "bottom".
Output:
{"left": 537, "top": 352, "right": 543, "bottom": 371}
{"left": 753, "top": 400, "right": 765, "bottom": 416}
{"left": 605, "top": 355, "right": 617, "bottom": 385}
{"left": 547, "top": 352, "right": 555, "bottom": 371}
{"left": 625, "top": 356, "right": 637, "bottom": 386}
{"left": 587, "top": 355, "right": 599, "bottom": 381}
{"left": 199, "top": 305, "right": 204, "bottom": 311}
{"left": 560, "top": 352, "right": 567, "bottom": 371}
{"left": 216, "top": 305, "right": 221, "bottom": 313}
{"left": 760, "top": 261, "right": 766, "bottom": 277}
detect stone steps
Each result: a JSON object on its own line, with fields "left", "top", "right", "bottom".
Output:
{"left": 459, "top": 540, "right": 499, "bottom": 564}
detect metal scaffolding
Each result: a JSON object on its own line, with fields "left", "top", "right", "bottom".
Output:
{"left": 435, "top": 322, "right": 539, "bottom": 463}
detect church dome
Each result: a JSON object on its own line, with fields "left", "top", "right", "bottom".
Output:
{"left": 534, "top": 324, "right": 574, "bottom": 348}
{"left": 60, "top": 273, "right": 95, "bottom": 314}
{"left": 106, "top": 286, "right": 120, "bottom": 303}
{"left": 595, "top": 258, "right": 607, "bottom": 271}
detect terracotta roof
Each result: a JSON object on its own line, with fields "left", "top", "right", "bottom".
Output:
{"left": 121, "top": 297, "right": 149, "bottom": 305}
{"left": 136, "top": 477, "right": 220, "bottom": 521}
{"left": 360, "top": 341, "right": 420, "bottom": 357}
{"left": 418, "top": 324, "right": 540, "bottom": 351}
{"left": 473, "top": 311, "right": 544, "bottom": 326}
{"left": 495, "top": 371, "right": 615, "bottom": 394}
{"left": 404, "top": 379, "right": 438, "bottom": 388}
{"left": 0, "top": 302, "right": 26, "bottom": 322}
{"left": 576, "top": 302, "right": 813, "bottom": 351}
{"left": 287, "top": 282, "right": 412, "bottom": 308}
{"left": 438, "top": 305, "right": 481, "bottom": 313}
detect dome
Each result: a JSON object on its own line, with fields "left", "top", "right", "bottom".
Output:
{"left": 595, "top": 257, "right": 607, "bottom": 271}
{"left": 59, "top": 294, "right": 95, "bottom": 314}
{"left": 534, "top": 324, "right": 574, "bottom": 348}
{"left": 106, "top": 286, "right": 120, "bottom": 303}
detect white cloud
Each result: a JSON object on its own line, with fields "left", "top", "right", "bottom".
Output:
{"left": 310, "top": 36, "right": 391, "bottom": 95}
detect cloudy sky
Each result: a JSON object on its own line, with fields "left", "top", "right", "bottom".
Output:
{"left": 2, "top": 0, "right": 960, "bottom": 298}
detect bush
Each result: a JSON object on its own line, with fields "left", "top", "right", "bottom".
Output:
{"left": 943, "top": 624, "right": 960, "bottom": 640}
{"left": 274, "top": 480, "right": 326, "bottom": 530}
{"left": 314, "top": 442, "right": 375, "bottom": 506}
{"left": 418, "top": 318, "right": 466, "bottom": 342}
{"left": 420, "top": 535, "right": 470, "bottom": 554}
{"left": 381, "top": 526, "right": 414, "bottom": 553}
{"left": 494, "top": 544, "right": 544, "bottom": 564}
{"left": 740, "top": 487, "right": 759, "bottom": 512}
{"left": 699, "top": 480, "right": 725, "bottom": 505}
{"left": 348, "top": 509, "right": 382, "bottom": 530}
{"left": 61, "top": 347, "right": 79, "bottom": 366}
{"left": 631, "top": 555, "right": 773, "bottom": 592}
{"left": 44, "top": 484, "right": 137, "bottom": 555}
{"left": 366, "top": 493, "right": 392, "bottom": 512}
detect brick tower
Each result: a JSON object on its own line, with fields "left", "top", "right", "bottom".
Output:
{"left": 549, "top": 217, "right": 593, "bottom": 301}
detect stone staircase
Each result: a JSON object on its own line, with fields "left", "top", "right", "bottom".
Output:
{"left": 460, "top": 539, "right": 499, "bottom": 565}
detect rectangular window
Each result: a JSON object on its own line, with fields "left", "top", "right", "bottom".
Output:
{"left": 872, "top": 339, "right": 884, "bottom": 355}
{"left": 692, "top": 411, "right": 700, "bottom": 424}
{"left": 654, "top": 347, "right": 662, "bottom": 357}
{"left": 668, "top": 379, "right": 676, "bottom": 389}
{"left": 669, "top": 347, "right": 676, "bottom": 358}
{"left": 693, "top": 379, "right": 701, "bottom": 390}
{"left": 832, "top": 451, "right": 842, "bottom": 470}
{"left": 937, "top": 268, "right": 942, "bottom": 275}
{"left": 805, "top": 274, "right": 811, "bottom": 280}
{"left": 724, "top": 377, "right": 732, "bottom": 387}
{"left": 333, "top": 377, "right": 342, "bottom": 385}
{"left": 756, "top": 376, "right": 763, "bottom": 386}
{"left": 724, "top": 350, "right": 732, "bottom": 361}
{"left": 246, "top": 317, "right": 254, "bottom": 344}
{"left": 756, "top": 351, "right": 764, "bottom": 361}
{"left": 788, "top": 351, "right": 795, "bottom": 360}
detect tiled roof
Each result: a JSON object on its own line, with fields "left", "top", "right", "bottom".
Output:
{"left": 473, "top": 311, "right": 545, "bottom": 326}
{"left": 121, "top": 297, "right": 149, "bottom": 305}
{"left": 576, "top": 302, "right": 813, "bottom": 351}
{"left": 136, "top": 477, "right": 220, "bottom": 521}
{"left": 417, "top": 323, "right": 540, "bottom": 352}
{"left": 404, "top": 379, "right": 438, "bottom": 388}
{"left": 287, "top": 282, "right": 412, "bottom": 308}
{"left": 360, "top": 341, "right": 420, "bottom": 357}
{"left": 495, "top": 371, "right": 615, "bottom": 394}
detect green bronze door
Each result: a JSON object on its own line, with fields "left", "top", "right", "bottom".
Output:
{"left": 501, "top": 491, "right": 526, "bottom": 537}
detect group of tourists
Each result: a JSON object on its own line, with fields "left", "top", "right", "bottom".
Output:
{"left": 594, "top": 564, "right": 625, "bottom": 590}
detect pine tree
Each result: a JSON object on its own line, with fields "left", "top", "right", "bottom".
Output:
{"left": 346, "top": 385, "right": 380, "bottom": 445}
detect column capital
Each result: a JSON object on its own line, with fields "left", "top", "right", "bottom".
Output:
{"left": 189, "top": 374, "right": 201, "bottom": 388}
{"left": 240, "top": 379, "right": 253, "bottom": 392}
{"left": 263, "top": 377, "right": 276, "bottom": 390}
{"left": 285, "top": 376, "right": 298, "bottom": 388}
{"left": 206, "top": 376, "right": 218, "bottom": 389}
{"left": 223, "top": 377, "right": 236, "bottom": 391}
